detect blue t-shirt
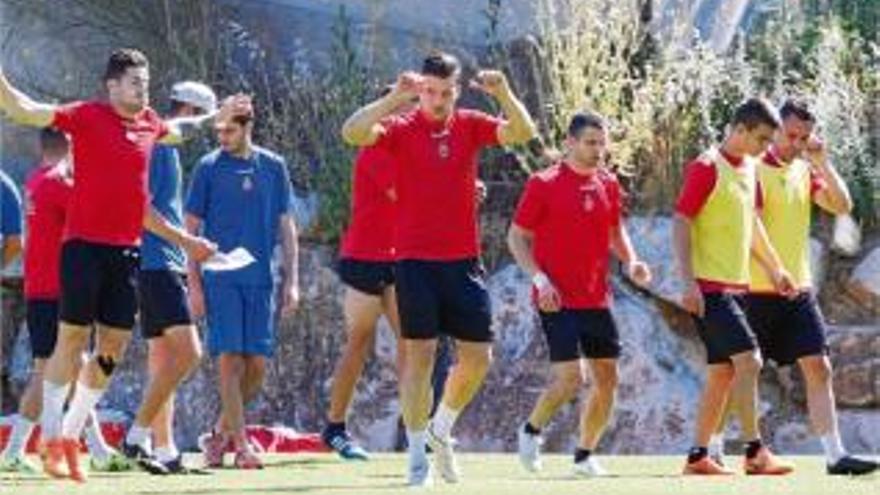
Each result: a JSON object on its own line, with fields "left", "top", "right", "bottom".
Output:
{"left": 141, "top": 144, "right": 186, "bottom": 271}
{"left": 185, "top": 146, "right": 292, "bottom": 287}
{"left": 1, "top": 170, "right": 23, "bottom": 237}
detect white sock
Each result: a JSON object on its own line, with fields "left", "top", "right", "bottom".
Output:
{"left": 407, "top": 430, "right": 427, "bottom": 463}
{"left": 126, "top": 424, "right": 152, "bottom": 451}
{"left": 2, "top": 415, "right": 35, "bottom": 458}
{"left": 820, "top": 431, "right": 846, "bottom": 464}
{"left": 430, "top": 403, "right": 460, "bottom": 440}
{"left": 708, "top": 433, "right": 724, "bottom": 458}
{"left": 84, "top": 412, "right": 111, "bottom": 458}
{"left": 61, "top": 383, "right": 104, "bottom": 439}
{"left": 154, "top": 445, "right": 180, "bottom": 463}
{"left": 41, "top": 381, "right": 70, "bottom": 440}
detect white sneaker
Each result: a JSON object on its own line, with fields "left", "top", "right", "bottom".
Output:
{"left": 407, "top": 453, "right": 434, "bottom": 487}
{"left": 0, "top": 453, "right": 39, "bottom": 473}
{"left": 517, "top": 425, "right": 543, "bottom": 472}
{"left": 573, "top": 456, "right": 608, "bottom": 477}
{"left": 426, "top": 425, "right": 460, "bottom": 483}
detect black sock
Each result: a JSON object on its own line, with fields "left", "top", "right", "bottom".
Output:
{"left": 524, "top": 422, "right": 541, "bottom": 436}
{"left": 688, "top": 446, "right": 708, "bottom": 463}
{"left": 745, "top": 439, "right": 763, "bottom": 459}
{"left": 326, "top": 422, "right": 346, "bottom": 434}
{"left": 574, "top": 448, "right": 592, "bottom": 464}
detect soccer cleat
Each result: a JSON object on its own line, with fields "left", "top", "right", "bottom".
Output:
{"left": 744, "top": 447, "right": 794, "bottom": 475}
{"left": 826, "top": 455, "right": 879, "bottom": 476}
{"left": 198, "top": 431, "right": 228, "bottom": 468}
{"left": 426, "top": 425, "right": 460, "bottom": 483}
{"left": 160, "top": 455, "right": 210, "bottom": 475}
{"left": 40, "top": 437, "right": 70, "bottom": 479}
{"left": 90, "top": 448, "right": 134, "bottom": 472}
{"left": 683, "top": 455, "right": 735, "bottom": 475}
{"left": 407, "top": 453, "right": 434, "bottom": 487}
{"left": 233, "top": 449, "right": 264, "bottom": 470}
{"left": 573, "top": 456, "right": 608, "bottom": 477}
{"left": 61, "top": 437, "right": 86, "bottom": 483}
{"left": 121, "top": 441, "right": 169, "bottom": 475}
{"left": 517, "top": 425, "right": 543, "bottom": 473}
{"left": 322, "top": 428, "right": 370, "bottom": 461}
{"left": 0, "top": 454, "right": 40, "bottom": 474}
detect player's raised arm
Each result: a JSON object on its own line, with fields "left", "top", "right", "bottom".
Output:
{"left": 341, "top": 72, "right": 419, "bottom": 146}
{"left": 469, "top": 70, "right": 537, "bottom": 146}
{"left": 0, "top": 66, "right": 57, "bottom": 128}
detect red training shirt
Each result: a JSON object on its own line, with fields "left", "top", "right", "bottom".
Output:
{"left": 513, "top": 162, "right": 623, "bottom": 309}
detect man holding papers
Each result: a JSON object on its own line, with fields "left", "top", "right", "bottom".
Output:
{"left": 185, "top": 99, "right": 300, "bottom": 470}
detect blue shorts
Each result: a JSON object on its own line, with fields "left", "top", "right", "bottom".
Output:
{"left": 204, "top": 284, "right": 275, "bottom": 357}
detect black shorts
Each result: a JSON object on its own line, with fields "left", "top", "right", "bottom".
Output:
{"left": 26, "top": 299, "right": 58, "bottom": 359}
{"left": 539, "top": 309, "right": 621, "bottom": 362}
{"left": 693, "top": 292, "right": 757, "bottom": 364}
{"left": 138, "top": 270, "right": 193, "bottom": 339}
{"left": 60, "top": 239, "right": 139, "bottom": 329}
{"left": 741, "top": 292, "right": 828, "bottom": 366}
{"left": 336, "top": 258, "right": 395, "bottom": 296}
{"left": 395, "top": 258, "right": 492, "bottom": 343}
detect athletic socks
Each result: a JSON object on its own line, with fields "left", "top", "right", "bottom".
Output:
{"left": 687, "top": 446, "right": 708, "bottom": 463}
{"left": 325, "top": 421, "right": 346, "bottom": 435}
{"left": 820, "top": 432, "right": 847, "bottom": 464}
{"left": 574, "top": 448, "right": 592, "bottom": 463}
{"left": 155, "top": 445, "right": 180, "bottom": 464}
{"left": 745, "top": 439, "right": 764, "bottom": 459}
{"left": 41, "top": 380, "right": 70, "bottom": 440}
{"left": 2, "top": 415, "right": 35, "bottom": 458}
{"left": 523, "top": 422, "right": 541, "bottom": 436}
{"left": 708, "top": 433, "right": 724, "bottom": 458}
{"left": 126, "top": 424, "right": 153, "bottom": 451}
{"left": 430, "top": 403, "right": 460, "bottom": 440}
{"left": 61, "top": 383, "right": 104, "bottom": 439}
{"left": 406, "top": 430, "right": 427, "bottom": 461}
{"left": 84, "top": 411, "right": 112, "bottom": 458}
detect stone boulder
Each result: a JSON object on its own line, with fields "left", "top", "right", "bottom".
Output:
{"left": 847, "top": 247, "right": 880, "bottom": 312}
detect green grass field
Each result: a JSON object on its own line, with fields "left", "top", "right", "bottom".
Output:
{"left": 1, "top": 454, "right": 878, "bottom": 495}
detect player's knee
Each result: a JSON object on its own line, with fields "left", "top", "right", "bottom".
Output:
{"left": 596, "top": 369, "right": 618, "bottom": 395}
{"left": 733, "top": 353, "right": 763, "bottom": 377}
{"left": 554, "top": 368, "right": 585, "bottom": 396}
{"left": 802, "top": 356, "right": 832, "bottom": 385}
{"left": 57, "top": 328, "right": 90, "bottom": 354}
{"left": 180, "top": 343, "right": 203, "bottom": 374}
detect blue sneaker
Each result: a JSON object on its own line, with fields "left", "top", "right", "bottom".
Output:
{"left": 322, "top": 428, "right": 370, "bottom": 461}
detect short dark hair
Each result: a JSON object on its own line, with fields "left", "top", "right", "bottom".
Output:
{"left": 39, "top": 127, "right": 68, "bottom": 153}
{"left": 779, "top": 99, "right": 816, "bottom": 123}
{"left": 102, "top": 48, "right": 148, "bottom": 82}
{"left": 568, "top": 111, "right": 607, "bottom": 138}
{"left": 731, "top": 97, "right": 781, "bottom": 130}
{"left": 421, "top": 51, "right": 461, "bottom": 79}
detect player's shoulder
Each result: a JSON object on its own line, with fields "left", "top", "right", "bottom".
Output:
{"left": 197, "top": 149, "right": 224, "bottom": 168}
{"left": 596, "top": 167, "right": 620, "bottom": 184}
{"left": 530, "top": 162, "right": 566, "bottom": 183}
{"left": 254, "top": 146, "right": 287, "bottom": 168}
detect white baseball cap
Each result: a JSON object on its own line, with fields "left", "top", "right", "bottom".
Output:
{"left": 170, "top": 81, "right": 217, "bottom": 113}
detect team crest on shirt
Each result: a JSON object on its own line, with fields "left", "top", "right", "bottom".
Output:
{"left": 438, "top": 142, "right": 450, "bottom": 159}
{"left": 580, "top": 182, "right": 598, "bottom": 212}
